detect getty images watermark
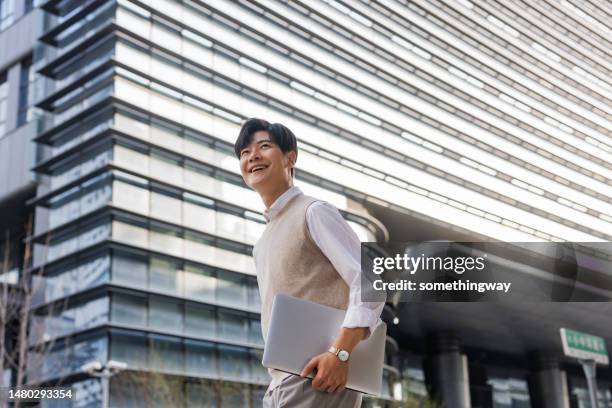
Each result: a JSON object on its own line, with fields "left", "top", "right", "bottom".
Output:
{"left": 360, "top": 241, "right": 612, "bottom": 303}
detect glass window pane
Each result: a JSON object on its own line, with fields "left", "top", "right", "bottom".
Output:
{"left": 149, "top": 335, "right": 183, "bottom": 372}
{"left": 217, "top": 310, "right": 247, "bottom": 343}
{"left": 249, "top": 349, "right": 268, "bottom": 384}
{"left": 111, "top": 332, "right": 147, "bottom": 369}
{"left": 72, "top": 336, "right": 108, "bottom": 377}
{"left": 112, "top": 255, "right": 147, "bottom": 286}
{"left": 249, "top": 319, "right": 263, "bottom": 346}
{"left": 75, "top": 297, "right": 109, "bottom": 330}
{"left": 80, "top": 255, "right": 111, "bottom": 290}
{"left": 183, "top": 265, "right": 215, "bottom": 302}
{"left": 216, "top": 271, "right": 246, "bottom": 307}
{"left": 149, "top": 297, "right": 183, "bottom": 333}
{"left": 186, "top": 382, "right": 218, "bottom": 408}
{"left": 185, "top": 304, "right": 216, "bottom": 338}
{"left": 218, "top": 345, "right": 249, "bottom": 381}
{"left": 185, "top": 341, "right": 216, "bottom": 377}
{"left": 247, "top": 278, "right": 261, "bottom": 312}
{"left": 220, "top": 384, "right": 247, "bottom": 407}
{"left": 112, "top": 294, "right": 147, "bottom": 327}
{"left": 149, "top": 258, "right": 181, "bottom": 294}
{"left": 150, "top": 229, "right": 183, "bottom": 257}
{"left": 80, "top": 184, "right": 112, "bottom": 215}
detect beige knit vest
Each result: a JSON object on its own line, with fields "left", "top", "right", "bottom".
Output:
{"left": 253, "top": 194, "right": 350, "bottom": 340}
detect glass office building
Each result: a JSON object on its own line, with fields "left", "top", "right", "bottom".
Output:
{"left": 0, "top": 0, "right": 609, "bottom": 406}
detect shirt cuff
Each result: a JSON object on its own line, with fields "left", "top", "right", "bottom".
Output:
{"left": 341, "top": 306, "right": 382, "bottom": 340}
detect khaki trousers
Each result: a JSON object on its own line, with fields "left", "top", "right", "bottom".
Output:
{"left": 263, "top": 375, "right": 362, "bottom": 407}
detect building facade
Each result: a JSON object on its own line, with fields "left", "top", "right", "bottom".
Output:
{"left": 0, "top": 0, "right": 610, "bottom": 407}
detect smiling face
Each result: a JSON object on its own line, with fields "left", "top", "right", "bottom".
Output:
{"left": 239, "top": 131, "right": 296, "bottom": 196}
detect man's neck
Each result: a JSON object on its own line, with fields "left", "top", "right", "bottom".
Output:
{"left": 261, "top": 184, "right": 292, "bottom": 209}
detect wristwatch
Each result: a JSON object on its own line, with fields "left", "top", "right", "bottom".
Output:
{"left": 328, "top": 346, "right": 350, "bottom": 362}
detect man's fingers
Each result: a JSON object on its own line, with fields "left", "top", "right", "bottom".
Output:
{"left": 336, "top": 384, "right": 346, "bottom": 393}
{"left": 300, "top": 357, "right": 318, "bottom": 377}
{"left": 312, "top": 374, "right": 325, "bottom": 390}
{"left": 326, "top": 384, "right": 338, "bottom": 393}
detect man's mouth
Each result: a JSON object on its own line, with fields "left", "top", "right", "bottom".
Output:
{"left": 250, "top": 165, "right": 268, "bottom": 173}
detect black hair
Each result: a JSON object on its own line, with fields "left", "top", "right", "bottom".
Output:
{"left": 234, "top": 118, "right": 298, "bottom": 176}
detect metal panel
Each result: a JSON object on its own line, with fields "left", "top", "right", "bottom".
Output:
{"left": 0, "top": 120, "right": 37, "bottom": 199}
{"left": 0, "top": 9, "right": 45, "bottom": 72}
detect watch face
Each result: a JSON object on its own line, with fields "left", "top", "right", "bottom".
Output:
{"left": 338, "top": 350, "right": 349, "bottom": 362}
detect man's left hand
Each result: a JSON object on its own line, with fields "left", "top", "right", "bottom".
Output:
{"left": 300, "top": 351, "right": 348, "bottom": 393}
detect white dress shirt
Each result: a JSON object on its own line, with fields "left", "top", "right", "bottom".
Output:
{"left": 263, "top": 186, "right": 384, "bottom": 336}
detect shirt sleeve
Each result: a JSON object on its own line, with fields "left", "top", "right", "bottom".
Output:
{"left": 306, "top": 201, "right": 385, "bottom": 338}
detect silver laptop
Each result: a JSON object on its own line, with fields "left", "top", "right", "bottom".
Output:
{"left": 262, "top": 293, "right": 387, "bottom": 396}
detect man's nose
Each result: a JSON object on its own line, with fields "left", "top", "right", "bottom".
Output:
{"left": 248, "top": 149, "right": 261, "bottom": 161}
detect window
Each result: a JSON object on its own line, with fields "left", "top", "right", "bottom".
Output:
{"left": 149, "top": 226, "right": 183, "bottom": 257}
{"left": 44, "top": 256, "right": 110, "bottom": 303}
{"left": 185, "top": 304, "right": 216, "bottom": 337}
{"left": 111, "top": 293, "right": 147, "bottom": 327}
{"left": 217, "top": 310, "right": 247, "bottom": 343}
{"left": 216, "top": 271, "right": 246, "bottom": 307}
{"left": 149, "top": 296, "right": 182, "bottom": 332}
{"left": 249, "top": 349, "right": 268, "bottom": 383}
{"left": 111, "top": 331, "right": 147, "bottom": 369}
{"left": 247, "top": 278, "right": 260, "bottom": 311}
{"left": 218, "top": 345, "right": 249, "bottom": 380}
{"left": 149, "top": 258, "right": 181, "bottom": 294}
{"left": 0, "top": 0, "right": 15, "bottom": 31}
{"left": 17, "top": 57, "right": 33, "bottom": 126}
{"left": 185, "top": 340, "right": 216, "bottom": 377}
{"left": 112, "top": 254, "right": 147, "bottom": 287}
{"left": 75, "top": 297, "right": 109, "bottom": 332}
{"left": 0, "top": 71, "right": 8, "bottom": 136}
{"left": 248, "top": 318, "right": 263, "bottom": 346}
{"left": 149, "top": 335, "right": 183, "bottom": 372}
{"left": 183, "top": 265, "right": 216, "bottom": 302}
{"left": 186, "top": 382, "right": 218, "bottom": 407}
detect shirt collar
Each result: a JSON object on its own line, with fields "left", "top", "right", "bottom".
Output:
{"left": 263, "top": 186, "right": 303, "bottom": 222}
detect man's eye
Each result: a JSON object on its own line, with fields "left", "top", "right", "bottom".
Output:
{"left": 240, "top": 150, "right": 249, "bottom": 156}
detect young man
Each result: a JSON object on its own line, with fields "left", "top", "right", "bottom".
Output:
{"left": 235, "top": 118, "right": 384, "bottom": 407}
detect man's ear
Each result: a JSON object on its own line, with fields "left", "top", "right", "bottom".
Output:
{"left": 287, "top": 150, "right": 297, "bottom": 170}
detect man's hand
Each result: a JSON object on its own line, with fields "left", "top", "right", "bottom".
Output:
{"left": 300, "top": 351, "right": 348, "bottom": 393}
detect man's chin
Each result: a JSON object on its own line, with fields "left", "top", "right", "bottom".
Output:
{"left": 247, "top": 176, "right": 268, "bottom": 191}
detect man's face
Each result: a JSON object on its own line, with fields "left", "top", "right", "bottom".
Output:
{"left": 239, "top": 131, "right": 294, "bottom": 192}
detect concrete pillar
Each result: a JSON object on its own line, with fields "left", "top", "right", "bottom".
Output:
{"left": 424, "top": 332, "right": 471, "bottom": 408}
{"left": 528, "top": 352, "right": 570, "bottom": 408}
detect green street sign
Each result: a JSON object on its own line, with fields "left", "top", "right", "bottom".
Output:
{"left": 561, "top": 328, "right": 609, "bottom": 365}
